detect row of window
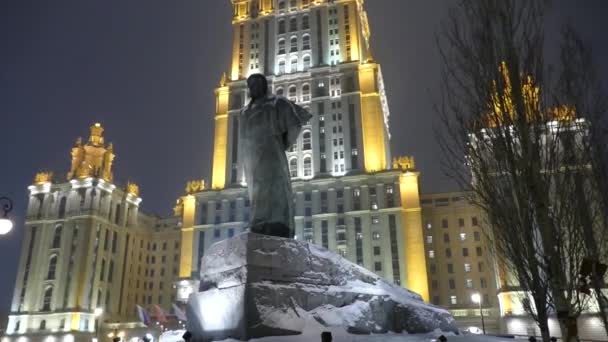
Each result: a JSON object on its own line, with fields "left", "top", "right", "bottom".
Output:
{"left": 277, "top": 15, "right": 310, "bottom": 34}
{"left": 277, "top": 55, "right": 311, "bottom": 74}
{"left": 426, "top": 231, "right": 482, "bottom": 244}
{"left": 428, "top": 246, "right": 484, "bottom": 258}
{"left": 277, "top": 35, "right": 310, "bottom": 54}
{"left": 426, "top": 216, "right": 479, "bottom": 229}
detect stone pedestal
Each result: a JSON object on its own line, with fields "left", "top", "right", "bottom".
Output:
{"left": 186, "top": 232, "right": 458, "bottom": 342}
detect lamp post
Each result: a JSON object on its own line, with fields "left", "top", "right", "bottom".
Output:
{"left": 94, "top": 307, "right": 103, "bottom": 342}
{"left": 0, "top": 197, "right": 14, "bottom": 235}
{"left": 471, "top": 293, "right": 486, "bottom": 334}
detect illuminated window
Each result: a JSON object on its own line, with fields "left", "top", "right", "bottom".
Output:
{"left": 289, "top": 17, "right": 297, "bottom": 31}
{"left": 426, "top": 236, "right": 433, "bottom": 244}
{"left": 466, "top": 279, "right": 473, "bottom": 289}
{"left": 52, "top": 224, "right": 62, "bottom": 248}
{"left": 42, "top": 287, "right": 53, "bottom": 311}
{"left": 290, "top": 58, "right": 298, "bottom": 73}
{"left": 278, "top": 60, "right": 286, "bottom": 74}
{"left": 303, "top": 157, "right": 312, "bottom": 176}
{"left": 289, "top": 159, "right": 298, "bottom": 177}
{"left": 47, "top": 255, "right": 57, "bottom": 280}
{"left": 459, "top": 233, "right": 466, "bottom": 241}
{"left": 302, "top": 83, "right": 310, "bottom": 100}
{"left": 464, "top": 263, "right": 472, "bottom": 272}
{"left": 428, "top": 250, "right": 435, "bottom": 258}
{"left": 288, "top": 85, "right": 297, "bottom": 99}
{"left": 278, "top": 39, "right": 286, "bottom": 54}
{"left": 450, "top": 296, "right": 457, "bottom": 305}
{"left": 372, "top": 231, "right": 380, "bottom": 240}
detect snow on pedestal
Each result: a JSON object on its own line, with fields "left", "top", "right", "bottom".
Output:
{"left": 186, "top": 232, "right": 458, "bottom": 342}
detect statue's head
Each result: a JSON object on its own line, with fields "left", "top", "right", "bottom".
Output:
{"left": 247, "top": 73, "right": 268, "bottom": 100}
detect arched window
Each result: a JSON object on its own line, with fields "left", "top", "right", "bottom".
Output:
{"left": 289, "top": 159, "right": 298, "bottom": 178}
{"left": 302, "top": 15, "right": 310, "bottom": 29}
{"left": 47, "top": 255, "right": 57, "bottom": 280}
{"left": 39, "top": 320, "right": 46, "bottom": 330}
{"left": 52, "top": 225, "right": 62, "bottom": 248}
{"left": 290, "top": 36, "right": 298, "bottom": 53}
{"left": 288, "top": 85, "right": 297, "bottom": 99}
{"left": 278, "top": 39, "right": 286, "bottom": 54}
{"left": 302, "top": 131, "right": 312, "bottom": 150}
{"left": 58, "top": 197, "right": 67, "bottom": 219}
{"left": 278, "top": 60, "right": 286, "bottom": 75}
{"left": 278, "top": 0, "right": 286, "bottom": 11}
{"left": 303, "top": 55, "right": 311, "bottom": 71}
{"left": 276, "top": 87, "right": 284, "bottom": 96}
{"left": 278, "top": 19, "right": 286, "bottom": 34}
{"left": 114, "top": 203, "right": 121, "bottom": 224}
{"left": 302, "top": 84, "right": 310, "bottom": 101}
{"left": 290, "top": 0, "right": 297, "bottom": 10}
{"left": 14, "top": 321, "right": 20, "bottom": 333}
{"left": 289, "top": 17, "right": 297, "bottom": 32}
{"left": 42, "top": 287, "right": 53, "bottom": 311}
{"left": 303, "top": 157, "right": 312, "bottom": 177}
{"left": 290, "top": 58, "right": 298, "bottom": 73}
{"left": 302, "top": 34, "right": 310, "bottom": 50}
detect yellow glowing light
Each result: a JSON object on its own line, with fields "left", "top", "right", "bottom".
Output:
{"left": 358, "top": 63, "right": 388, "bottom": 172}
{"left": 211, "top": 85, "right": 230, "bottom": 190}
{"left": 399, "top": 172, "right": 429, "bottom": 301}
{"left": 179, "top": 195, "right": 197, "bottom": 278}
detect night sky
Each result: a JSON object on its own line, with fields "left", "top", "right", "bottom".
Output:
{"left": 0, "top": 0, "right": 606, "bottom": 312}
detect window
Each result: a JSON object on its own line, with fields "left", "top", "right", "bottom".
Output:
{"left": 474, "top": 231, "right": 481, "bottom": 241}
{"left": 463, "top": 248, "right": 469, "bottom": 257}
{"left": 445, "top": 248, "right": 452, "bottom": 258}
{"left": 426, "top": 236, "right": 432, "bottom": 244}
{"left": 278, "top": 60, "right": 286, "bottom": 74}
{"left": 302, "top": 34, "right": 310, "bottom": 50}
{"left": 447, "top": 263, "right": 454, "bottom": 273}
{"left": 228, "top": 228, "right": 235, "bottom": 238}
{"left": 373, "top": 246, "right": 381, "bottom": 255}
{"left": 303, "top": 131, "right": 312, "bottom": 150}
{"left": 448, "top": 279, "right": 455, "bottom": 290}
{"left": 372, "top": 231, "right": 380, "bottom": 240}
{"left": 290, "top": 36, "right": 298, "bottom": 52}
{"left": 430, "top": 264, "right": 437, "bottom": 274}
{"left": 472, "top": 217, "right": 479, "bottom": 226}
{"left": 303, "top": 157, "right": 312, "bottom": 176}
{"left": 466, "top": 279, "right": 473, "bottom": 289}
{"left": 458, "top": 218, "right": 465, "bottom": 227}
{"left": 289, "top": 158, "right": 298, "bottom": 177}
{"left": 290, "top": 58, "right": 298, "bottom": 73}
{"left": 302, "top": 84, "right": 310, "bottom": 100}
{"left": 302, "top": 15, "right": 309, "bottom": 29}
{"left": 459, "top": 233, "right": 466, "bottom": 241}
{"left": 476, "top": 246, "right": 483, "bottom": 256}
{"left": 108, "top": 261, "right": 114, "bottom": 283}
{"left": 443, "top": 233, "right": 450, "bottom": 243}
{"left": 100, "top": 259, "right": 106, "bottom": 281}
{"left": 52, "top": 225, "right": 62, "bottom": 248}
{"left": 278, "top": 39, "right": 286, "bottom": 54}
{"left": 303, "top": 55, "right": 311, "bottom": 70}
{"left": 442, "top": 219, "right": 448, "bottom": 228}
{"left": 305, "top": 207, "right": 312, "bottom": 216}
{"left": 47, "top": 255, "right": 57, "bottom": 280}
{"left": 481, "top": 278, "right": 487, "bottom": 289}
{"left": 278, "top": 19, "right": 286, "bottom": 34}
{"left": 428, "top": 250, "right": 435, "bottom": 258}
{"left": 289, "top": 17, "right": 297, "bottom": 32}
{"left": 478, "top": 262, "right": 484, "bottom": 272}
{"left": 371, "top": 216, "right": 379, "bottom": 224}
{"left": 42, "top": 287, "right": 53, "bottom": 311}
{"left": 374, "top": 262, "right": 382, "bottom": 272}
{"left": 40, "top": 320, "right": 47, "bottom": 330}
{"left": 214, "top": 229, "right": 220, "bottom": 238}
{"left": 426, "top": 222, "right": 432, "bottom": 229}
{"left": 464, "top": 263, "right": 472, "bottom": 272}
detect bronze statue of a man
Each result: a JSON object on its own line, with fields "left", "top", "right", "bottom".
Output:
{"left": 239, "top": 74, "right": 312, "bottom": 238}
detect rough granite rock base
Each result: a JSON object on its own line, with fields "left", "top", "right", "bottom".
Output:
{"left": 186, "top": 232, "right": 458, "bottom": 342}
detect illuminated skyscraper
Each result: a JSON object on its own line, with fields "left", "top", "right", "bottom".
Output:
{"left": 175, "top": 0, "right": 429, "bottom": 304}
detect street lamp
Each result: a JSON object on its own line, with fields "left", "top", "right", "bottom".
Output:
{"left": 0, "top": 197, "right": 14, "bottom": 235}
{"left": 471, "top": 293, "right": 486, "bottom": 334}
{"left": 94, "top": 307, "right": 103, "bottom": 342}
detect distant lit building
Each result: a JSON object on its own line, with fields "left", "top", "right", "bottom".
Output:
{"left": 4, "top": 124, "right": 180, "bottom": 342}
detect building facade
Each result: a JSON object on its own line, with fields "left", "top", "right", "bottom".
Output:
{"left": 3, "top": 124, "right": 181, "bottom": 342}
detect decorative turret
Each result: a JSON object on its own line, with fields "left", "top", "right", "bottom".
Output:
{"left": 67, "top": 123, "right": 116, "bottom": 182}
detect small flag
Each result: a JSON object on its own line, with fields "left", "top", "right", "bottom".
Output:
{"left": 172, "top": 303, "right": 187, "bottom": 322}
{"left": 136, "top": 305, "right": 151, "bottom": 326}
{"left": 153, "top": 304, "right": 168, "bottom": 323}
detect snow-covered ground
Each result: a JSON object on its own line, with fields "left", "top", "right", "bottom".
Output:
{"left": 161, "top": 329, "right": 514, "bottom": 342}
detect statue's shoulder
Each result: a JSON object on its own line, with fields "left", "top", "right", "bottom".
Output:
{"left": 271, "top": 95, "right": 293, "bottom": 109}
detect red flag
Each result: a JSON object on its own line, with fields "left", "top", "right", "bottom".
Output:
{"left": 153, "top": 304, "right": 168, "bottom": 323}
